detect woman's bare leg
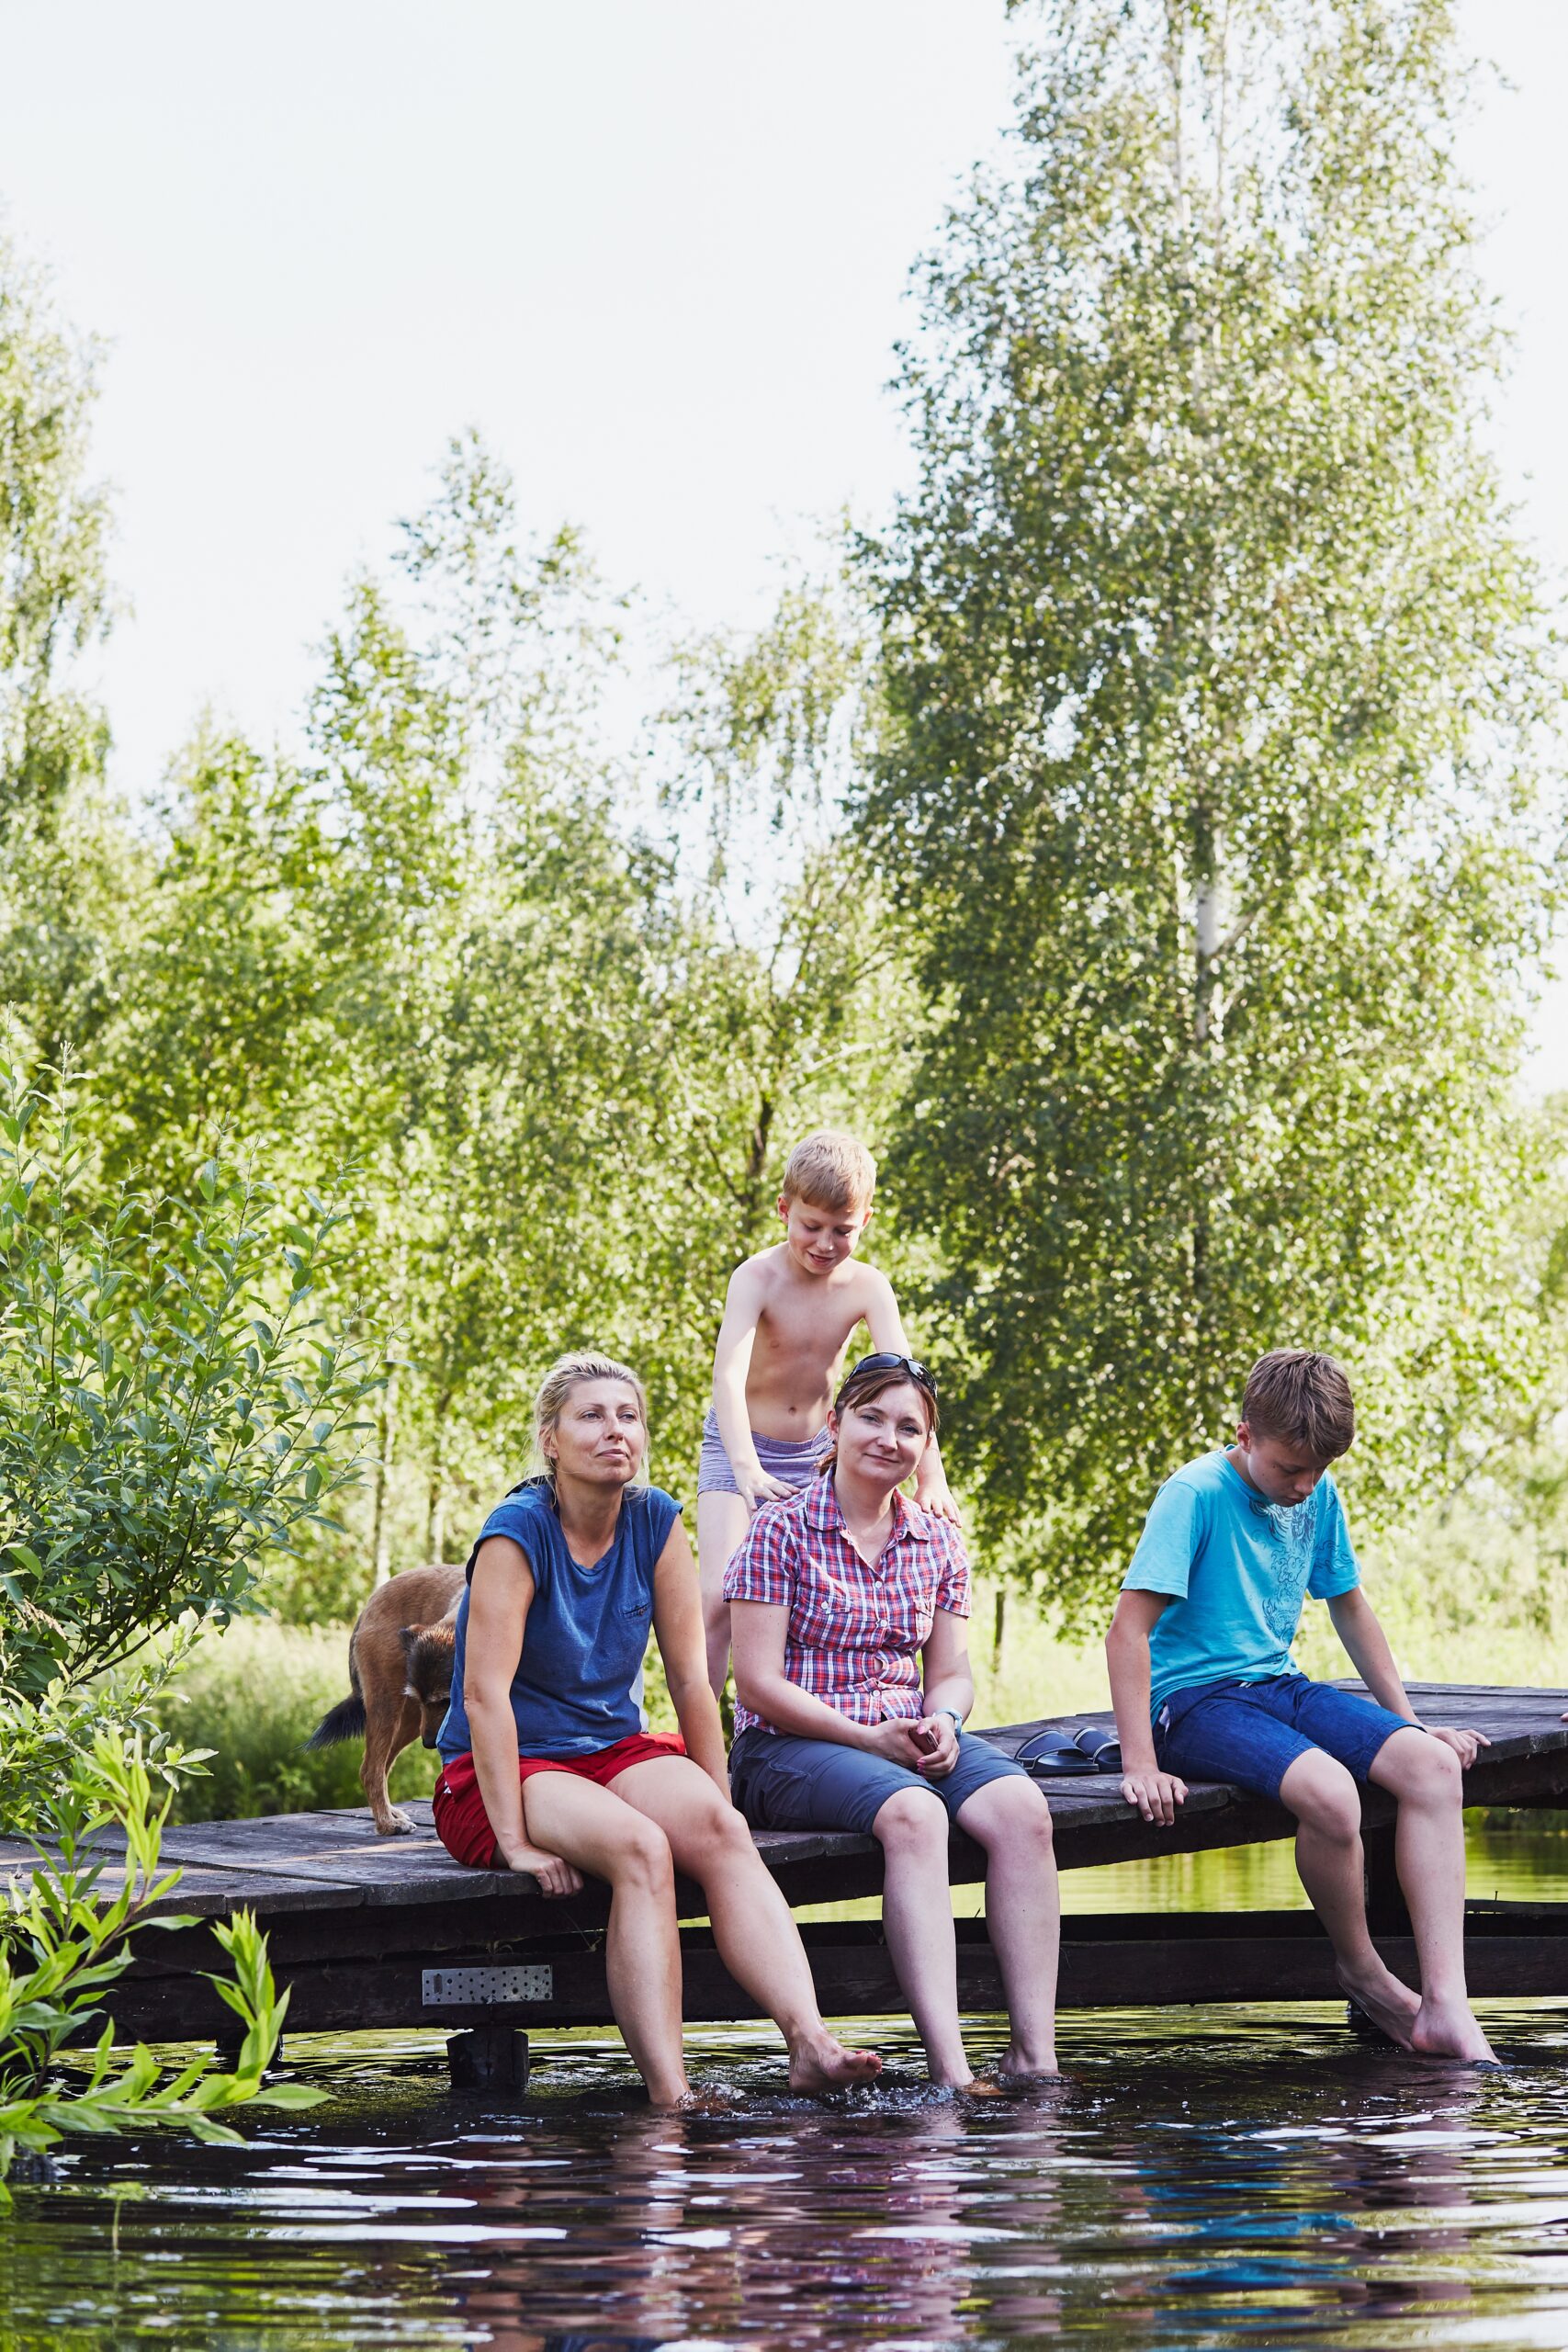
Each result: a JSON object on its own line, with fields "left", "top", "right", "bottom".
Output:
{"left": 611, "top": 1756, "right": 881, "bottom": 2090}
{"left": 953, "top": 1776, "right": 1060, "bottom": 2076}
{"left": 872, "top": 1787, "right": 972, "bottom": 2086}
{"left": 518, "top": 1772, "right": 688, "bottom": 2105}
{"left": 695, "top": 1491, "right": 750, "bottom": 1695}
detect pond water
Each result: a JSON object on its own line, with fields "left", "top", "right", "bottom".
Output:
{"left": 4, "top": 1821, "right": 1567, "bottom": 2352}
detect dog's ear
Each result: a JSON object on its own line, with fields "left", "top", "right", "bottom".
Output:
{"left": 399, "top": 1624, "right": 420, "bottom": 1658}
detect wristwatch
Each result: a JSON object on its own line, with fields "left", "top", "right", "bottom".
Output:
{"left": 936, "top": 1707, "right": 964, "bottom": 1733}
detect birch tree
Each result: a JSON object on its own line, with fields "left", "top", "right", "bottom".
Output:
{"left": 863, "top": 0, "right": 1566, "bottom": 1606}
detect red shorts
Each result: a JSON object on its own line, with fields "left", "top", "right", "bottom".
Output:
{"left": 431, "top": 1734, "right": 688, "bottom": 1870}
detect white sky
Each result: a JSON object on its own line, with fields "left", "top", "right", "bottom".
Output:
{"left": 0, "top": 0, "right": 1562, "bottom": 1080}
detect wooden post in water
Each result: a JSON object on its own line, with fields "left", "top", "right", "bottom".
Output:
{"left": 1362, "top": 1820, "right": 1409, "bottom": 1937}
{"left": 448, "top": 2026, "right": 531, "bottom": 2098}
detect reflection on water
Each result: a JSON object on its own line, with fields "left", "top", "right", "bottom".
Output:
{"left": 5, "top": 2005, "right": 1568, "bottom": 2350}
{"left": 2, "top": 1820, "right": 1565, "bottom": 2350}
{"left": 1055, "top": 1812, "right": 1568, "bottom": 1917}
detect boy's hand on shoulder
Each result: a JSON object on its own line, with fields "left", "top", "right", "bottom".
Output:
{"left": 1120, "top": 1768, "right": 1187, "bottom": 1827}
{"left": 737, "top": 1464, "right": 794, "bottom": 1513}
{"left": 914, "top": 1464, "right": 963, "bottom": 1526}
{"left": 1426, "top": 1725, "right": 1490, "bottom": 1770}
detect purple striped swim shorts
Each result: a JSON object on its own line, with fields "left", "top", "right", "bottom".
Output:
{"left": 697, "top": 1407, "right": 829, "bottom": 1498}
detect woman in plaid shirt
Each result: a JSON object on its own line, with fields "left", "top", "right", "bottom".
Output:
{"left": 727, "top": 1355, "right": 1060, "bottom": 2087}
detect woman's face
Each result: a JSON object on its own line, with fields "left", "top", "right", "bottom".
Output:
{"left": 547, "top": 1378, "right": 648, "bottom": 1487}
{"left": 829, "top": 1379, "right": 931, "bottom": 1492}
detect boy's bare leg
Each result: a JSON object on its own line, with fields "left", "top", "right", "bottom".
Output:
{"left": 1369, "top": 1727, "right": 1495, "bottom": 2063}
{"left": 696, "top": 1488, "right": 751, "bottom": 1695}
{"left": 1277, "top": 1749, "right": 1421, "bottom": 2047}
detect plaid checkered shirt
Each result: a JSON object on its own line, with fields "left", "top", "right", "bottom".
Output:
{"left": 722, "top": 1476, "right": 972, "bottom": 1737}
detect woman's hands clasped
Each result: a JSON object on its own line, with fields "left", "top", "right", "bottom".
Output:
{"left": 863, "top": 1714, "right": 960, "bottom": 1778}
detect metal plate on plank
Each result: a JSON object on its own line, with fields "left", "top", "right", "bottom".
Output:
{"left": 422, "top": 1963, "right": 553, "bottom": 2007}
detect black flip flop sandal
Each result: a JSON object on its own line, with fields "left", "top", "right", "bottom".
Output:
{"left": 1015, "top": 1727, "right": 1099, "bottom": 1777}
{"left": 1073, "top": 1726, "right": 1122, "bottom": 1772}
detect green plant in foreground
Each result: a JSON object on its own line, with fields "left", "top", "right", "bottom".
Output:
{"left": 0, "top": 1733, "right": 323, "bottom": 2199}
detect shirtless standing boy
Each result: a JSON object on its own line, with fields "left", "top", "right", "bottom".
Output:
{"left": 697, "top": 1130, "right": 959, "bottom": 1693}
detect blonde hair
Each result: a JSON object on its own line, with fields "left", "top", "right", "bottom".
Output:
{"left": 531, "top": 1351, "right": 650, "bottom": 1486}
{"left": 782, "top": 1129, "right": 876, "bottom": 1215}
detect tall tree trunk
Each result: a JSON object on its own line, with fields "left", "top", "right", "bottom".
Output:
{"left": 426, "top": 1388, "right": 452, "bottom": 1563}
{"left": 371, "top": 1362, "right": 400, "bottom": 1587}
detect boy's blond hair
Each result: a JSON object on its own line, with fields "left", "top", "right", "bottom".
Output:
{"left": 782, "top": 1129, "right": 876, "bottom": 1215}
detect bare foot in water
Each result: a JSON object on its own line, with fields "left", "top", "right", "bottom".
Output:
{"left": 1409, "top": 1996, "right": 1497, "bottom": 2064}
{"left": 998, "top": 2054, "right": 1061, "bottom": 2086}
{"left": 673, "top": 2086, "right": 740, "bottom": 2114}
{"left": 1337, "top": 1960, "right": 1420, "bottom": 2050}
{"left": 787, "top": 2036, "right": 883, "bottom": 2094}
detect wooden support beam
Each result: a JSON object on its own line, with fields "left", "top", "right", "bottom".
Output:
{"left": 94, "top": 1905, "right": 1568, "bottom": 2044}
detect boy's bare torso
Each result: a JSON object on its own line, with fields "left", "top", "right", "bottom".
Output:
{"left": 740, "top": 1244, "right": 886, "bottom": 1438}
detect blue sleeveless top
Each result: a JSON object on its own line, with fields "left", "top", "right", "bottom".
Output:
{"left": 435, "top": 1477, "right": 682, "bottom": 1761}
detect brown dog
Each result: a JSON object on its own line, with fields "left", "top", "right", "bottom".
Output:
{"left": 307, "top": 1564, "right": 466, "bottom": 1834}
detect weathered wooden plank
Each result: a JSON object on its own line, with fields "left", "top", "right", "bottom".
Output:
{"left": 7, "top": 1682, "right": 1565, "bottom": 1933}
{"left": 92, "top": 1906, "right": 1568, "bottom": 2041}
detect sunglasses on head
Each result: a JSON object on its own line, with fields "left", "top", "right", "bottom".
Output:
{"left": 841, "top": 1351, "right": 939, "bottom": 1403}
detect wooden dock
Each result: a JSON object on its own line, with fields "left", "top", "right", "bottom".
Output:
{"left": 6, "top": 1682, "right": 1567, "bottom": 2089}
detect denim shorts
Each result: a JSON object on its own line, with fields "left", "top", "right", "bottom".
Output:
{"left": 729, "top": 1724, "right": 1031, "bottom": 1839}
{"left": 1156, "top": 1673, "right": 1417, "bottom": 1803}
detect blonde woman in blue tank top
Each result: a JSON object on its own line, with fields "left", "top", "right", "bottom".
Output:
{"left": 433, "top": 1350, "right": 881, "bottom": 2109}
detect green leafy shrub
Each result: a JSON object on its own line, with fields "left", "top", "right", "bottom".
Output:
{"left": 0, "top": 1054, "right": 382, "bottom": 1705}
{"left": 0, "top": 1733, "right": 322, "bottom": 2196}
{"left": 0, "top": 1645, "right": 214, "bottom": 1839}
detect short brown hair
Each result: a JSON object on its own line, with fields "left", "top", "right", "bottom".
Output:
{"left": 821, "top": 1356, "right": 939, "bottom": 1474}
{"left": 781, "top": 1129, "right": 875, "bottom": 1215}
{"left": 1241, "top": 1350, "right": 1355, "bottom": 1461}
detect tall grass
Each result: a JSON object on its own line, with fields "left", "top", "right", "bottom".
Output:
{"left": 154, "top": 1622, "right": 436, "bottom": 1824}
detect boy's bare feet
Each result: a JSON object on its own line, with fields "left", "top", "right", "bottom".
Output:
{"left": 1409, "top": 1996, "right": 1497, "bottom": 2064}
{"left": 1336, "top": 1959, "right": 1419, "bottom": 2050}
{"left": 786, "top": 2034, "right": 882, "bottom": 2093}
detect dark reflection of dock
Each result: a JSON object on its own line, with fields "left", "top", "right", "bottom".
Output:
{"left": 6, "top": 1682, "right": 1566, "bottom": 2089}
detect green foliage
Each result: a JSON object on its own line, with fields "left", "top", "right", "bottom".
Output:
{"left": 0, "top": 1054, "right": 381, "bottom": 1698}
{"left": 861, "top": 0, "right": 1568, "bottom": 1609}
{"left": 153, "top": 1621, "right": 434, "bottom": 1822}
{"left": 0, "top": 228, "right": 111, "bottom": 835}
{"left": 0, "top": 229, "right": 133, "bottom": 1067}
{"left": 0, "top": 1644, "right": 214, "bottom": 1840}
{"left": 0, "top": 1731, "right": 322, "bottom": 2197}
{"left": 84, "top": 444, "right": 914, "bottom": 1591}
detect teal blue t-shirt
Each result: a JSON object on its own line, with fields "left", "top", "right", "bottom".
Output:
{"left": 1122, "top": 1450, "right": 1360, "bottom": 1717}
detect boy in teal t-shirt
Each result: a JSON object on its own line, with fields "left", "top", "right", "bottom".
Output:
{"left": 1105, "top": 1350, "right": 1495, "bottom": 2064}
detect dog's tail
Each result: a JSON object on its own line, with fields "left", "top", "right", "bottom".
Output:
{"left": 305, "top": 1692, "right": 367, "bottom": 1749}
